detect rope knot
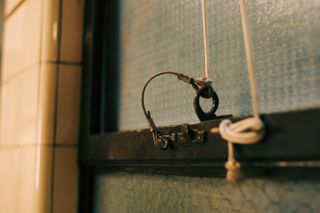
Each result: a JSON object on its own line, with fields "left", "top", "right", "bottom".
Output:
{"left": 214, "top": 118, "right": 265, "bottom": 183}
{"left": 196, "top": 76, "right": 212, "bottom": 84}
{"left": 225, "top": 159, "right": 242, "bottom": 183}
{"left": 219, "top": 117, "right": 265, "bottom": 144}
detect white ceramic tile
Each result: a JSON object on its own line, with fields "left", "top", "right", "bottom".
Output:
{"left": 33, "top": 146, "right": 53, "bottom": 213}
{"left": 0, "top": 147, "right": 52, "bottom": 213}
{"left": 60, "top": 0, "right": 84, "bottom": 63}
{"left": 41, "top": 0, "right": 60, "bottom": 62}
{"left": 56, "top": 65, "right": 81, "bottom": 145}
{"left": 53, "top": 147, "right": 78, "bottom": 213}
{"left": 0, "top": 66, "right": 39, "bottom": 145}
{"left": 37, "top": 64, "right": 58, "bottom": 145}
{"left": 2, "top": 3, "right": 25, "bottom": 80}
{"left": 2, "top": 0, "right": 42, "bottom": 81}
{"left": 0, "top": 148, "right": 20, "bottom": 213}
{"left": 17, "top": 146, "right": 36, "bottom": 213}
{"left": 14, "top": 146, "right": 53, "bottom": 213}
{"left": 5, "top": 146, "right": 54, "bottom": 213}
{"left": 24, "top": 0, "right": 42, "bottom": 65}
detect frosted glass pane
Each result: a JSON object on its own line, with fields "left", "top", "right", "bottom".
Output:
{"left": 94, "top": 173, "right": 320, "bottom": 213}
{"left": 118, "top": 0, "right": 320, "bottom": 131}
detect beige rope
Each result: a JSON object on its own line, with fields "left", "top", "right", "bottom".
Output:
{"left": 239, "top": 0, "right": 259, "bottom": 118}
{"left": 225, "top": 142, "right": 242, "bottom": 184}
{"left": 219, "top": 118, "right": 264, "bottom": 144}
{"left": 199, "top": 0, "right": 211, "bottom": 82}
{"left": 211, "top": 0, "right": 265, "bottom": 183}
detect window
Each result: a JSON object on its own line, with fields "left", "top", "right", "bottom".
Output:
{"left": 79, "top": 0, "right": 320, "bottom": 211}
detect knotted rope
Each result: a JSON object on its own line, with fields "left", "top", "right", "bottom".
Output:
{"left": 211, "top": 0, "right": 265, "bottom": 183}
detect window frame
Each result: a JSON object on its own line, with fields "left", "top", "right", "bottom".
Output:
{"left": 78, "top": 0, "right": 320, "bottom": 212}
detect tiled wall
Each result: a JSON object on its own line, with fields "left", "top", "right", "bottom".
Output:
{"left": 0, "top": 0, "right": 83, "bottom": 212}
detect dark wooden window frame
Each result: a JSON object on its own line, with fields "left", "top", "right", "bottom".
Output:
{"left": 78, "top": 1, "right": 320, "bottom": 212}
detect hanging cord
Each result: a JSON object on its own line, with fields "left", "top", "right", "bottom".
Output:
{"left": 200, "top": 0, "right": 211, "bottom": 82}
{"left": 211, "top": 0, "right": 265, "bottom": 183}
{"left": 141, "top": 4, "right": 223, "bottom": 148}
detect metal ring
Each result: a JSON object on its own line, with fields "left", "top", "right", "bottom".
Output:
{"left": 193, "top": 84, "right": 219, "bottom": 121}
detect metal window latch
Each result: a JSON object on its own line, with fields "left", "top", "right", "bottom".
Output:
{"left": 147, "top": 114, "right": 205, "bottom": 150}
{"left": 171, "top": 124, "right": 206, "bottom": 145}
{"left": 149, "top": 123, "right": 206, "bottom": 150}
{"left": 141, "top": 72, "right": 223, "bottom": 150}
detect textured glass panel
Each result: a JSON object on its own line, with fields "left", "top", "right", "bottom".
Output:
{"left": 94, "top": 173, "right": 320, "bottom": 213}
{"left": 118, "top": 0, "right": 320, "bottom": 130}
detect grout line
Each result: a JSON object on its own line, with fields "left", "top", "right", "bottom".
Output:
{"left": 0, "top": 59, "right": 82, "bottom": 87}
{"left": 50, "top": 0, "right": 64, "bottom": 211}
{"left": 0, "top": 143, "right": 78, "bottom": 150}
{"left": 16, "top": 145, "right": 22, "bottom": 213}
{"left": 0, "top": 63, "right": 39, "bottom": 85}
{"left": 0, "top": 0, "right": 4, "bottom": 148}
{"left": 0, "top": 1, "right": 5, "bottom": 145}
{"left": 4, "top": 0, "right": 26, "bottom": 20}
{"left": 34, "top": 0, "right": 45, "bottom": 209}
{"left": 58, "top": 60, "right": 83, "bottom": 66}
{"left": 54, "top": 143, "right": 79, "bottom": 147}
{"left": 45, "top": 60, "right": 83, "bottom": 66}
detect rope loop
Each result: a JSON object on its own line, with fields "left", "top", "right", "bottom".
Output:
{"left": 219, "top": 118, "right": 265, "bottom": 144}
